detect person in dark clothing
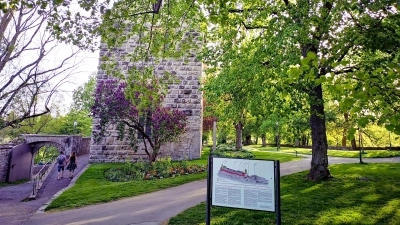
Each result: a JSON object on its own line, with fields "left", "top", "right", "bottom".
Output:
{"left": 56, "top": 151, "right": 67, "bottom": 180}
{"left": 66, "top": 151, "right": 78, "bottom": 179}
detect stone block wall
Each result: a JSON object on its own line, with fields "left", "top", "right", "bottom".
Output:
{"left": 89, "top": 32, "right": 203, "bottom": 163}
{"left": 0, "top": 144, "right": 12, "bottom": 182}
{"left": 80, "top": 137, "right": 91, "bottom": 156}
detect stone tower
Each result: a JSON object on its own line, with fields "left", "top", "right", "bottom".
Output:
{"left": 89, "top": 33, "right": 203, "bottom": 163}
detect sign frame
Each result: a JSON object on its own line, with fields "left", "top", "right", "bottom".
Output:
{"left": 206, "top": 156, "right": 281, "bottom": 225}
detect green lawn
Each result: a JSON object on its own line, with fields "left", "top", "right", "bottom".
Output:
{"left": 46, "top": 148, "right": 300, "bottom": 211}
{"left": 246, "top": 145, "right": 400, "bottom": 158}
{"left": 251, "top": 150, "right": 303, "bottom": 162}
{"left": 46, "top": 163, "right": 207, "bottom": 211}
{"left": 168, "top": 163, "right": 400, "bottom": 225}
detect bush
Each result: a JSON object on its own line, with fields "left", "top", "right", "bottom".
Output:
{"left": 104, "top": 157, "right": 206, "bottom": 182}
{"left": 210, "top": 144, "right": 255, "bottom": 159}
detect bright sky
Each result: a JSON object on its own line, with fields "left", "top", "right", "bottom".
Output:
{"left": 55, "top": 48, "right": 99, "bottom": 114}
{"left": 45, "top": 0, "right": 102, "bottom": 114}
{"left": 1, "top": 7, "right": 100, "bottom": 116}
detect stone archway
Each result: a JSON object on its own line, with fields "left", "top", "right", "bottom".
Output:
{"left": 0, "top": 135, "right": 85, "bottom": 182}
{"left": 22, "top": 134, "right": 82, "bottom": 156}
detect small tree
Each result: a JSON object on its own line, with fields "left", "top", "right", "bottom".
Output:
{"left": 0, "top": 3, "right": 80, "bottom": 131}
{"left": 92, "top": 80, "right": 187, "bottom": 162}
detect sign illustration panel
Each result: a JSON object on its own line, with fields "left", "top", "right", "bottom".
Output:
{"left": 211, "top": 157, "right": 276, "bottom": 212}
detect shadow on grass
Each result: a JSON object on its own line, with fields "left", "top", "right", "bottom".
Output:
{"left": 46, "top": 162, "right": 207, "bottom": 211}
{"left": 168, "top": 163, "right": 400, "bottom": 225}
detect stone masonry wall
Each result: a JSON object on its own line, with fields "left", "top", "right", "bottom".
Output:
{"left": 89, "top": 33, "right": 203, "bottom": 163}
{"left": 0, "top": 144, "right": 13, "bottom": 182}
{"left": 80, "top": 137, "right": 91, "bottom": 156}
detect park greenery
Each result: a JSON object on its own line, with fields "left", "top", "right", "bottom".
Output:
{"left": 103, "top": 144, "right": 256, "bottom": 183}
{"left": 104, "top": 157, "right": 206, "bottom": 182}
{"left": 0, "top": 1, "right": 82, "bottom": 135}
{"left": 33, "top": 146, "right": 59, "bottom": 164}
{"left": 1, "top": 1, "right": 400, "bottom": 182}
{"left": 45, "top": 147, "right": 300, "bottom": 211}
{"left": 200, "top": 0, "right": 400, "bottom": 180}
{"left": 210, "top": 144, "right": 255, "bottom": 159}
{"left": 46, "top": 162, "right": 208, "bottom": 211}
{"left": 168, "top": 163, "right": 400, "bottom": 225}
{"left": 246, "top": 145, "right": 400, "bottom": 158}
{"left": 0, "top": 73, "right": 95, "bottom": 143}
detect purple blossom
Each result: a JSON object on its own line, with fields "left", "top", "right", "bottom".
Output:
{"left": 92, "top": 79, "right": 187, "bottom": 162}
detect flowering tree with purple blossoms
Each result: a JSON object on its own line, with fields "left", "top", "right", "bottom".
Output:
{"left": 92, "top": 80, "right": 187, "bottom": 163}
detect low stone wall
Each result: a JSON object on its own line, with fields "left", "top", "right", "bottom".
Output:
{"left": 0, "top": 144, "right": 13, "bottom": 182}
{"left": 79, "top": 137, "right": 91, "bottom": 156}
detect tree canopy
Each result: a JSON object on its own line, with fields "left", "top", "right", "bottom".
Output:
{"left": 10, "top": 0, "right": 399, "bottom": 180}
{"left": 71, "top": 74, "right": 96, "bottom": 112}
{"left": 200, "top": 0, "right": 400, "bottom": 180}
{"left": 0, "top": 1, "right": 81, "bottom": 131}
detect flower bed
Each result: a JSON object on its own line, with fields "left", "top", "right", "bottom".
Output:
{"left": 104, "top": 157, "right": 206, "bottom": 182}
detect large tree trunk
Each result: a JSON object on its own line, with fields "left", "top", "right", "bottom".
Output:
{"left": 261, "top": 134, "right": 266, "bottom": 147}
{"left": 341, "top": 113, "right": 349, "bottom": 146}
{"left": 307, "top": 84, "right": 331, "bottom": 180}
{"left": 351, "top": 139, "right": 356, "bottom": 150}
{"left": 301, "top": 134, "right": 307, "bottom": 145}
{"left": 235, "top": 121, "right": 243, "bottom": 149}
{"left": 244, "top": 135, "right": 251, "bottom": 145}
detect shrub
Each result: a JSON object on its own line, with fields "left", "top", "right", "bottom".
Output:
{"left": 104, "top": 157, "right": 206, "bottom": 182}
{"left": 210, "top": 144, "right": 255, "bottom": 159}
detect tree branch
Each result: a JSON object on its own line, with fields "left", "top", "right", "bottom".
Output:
{"left": 129, "top": 0, "right": 163, "bottom": 17}
{"left": 241, "top": 21, "right": 267, "bottom": 29}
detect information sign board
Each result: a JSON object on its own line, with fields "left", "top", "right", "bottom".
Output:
{"left": 211, "top": 157, "right": 276, "bottom": 212}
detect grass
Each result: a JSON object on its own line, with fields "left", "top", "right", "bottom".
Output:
{"left": 46, "top": 163, "right": 207, "bottom": 211}
{"left": 46, "top": 147, "right": 301, "bottom": 211}
{"left": 168, "top": 163, "right": 400, "bottom": 225}
{"left": 246, "top": 145, "right": 400, "bottom": 158}
{"left": 251, "top": 151, "right": 302, "bottom": 162}
{"left": 0, "top": 179, "right": 29, "bottom": 187}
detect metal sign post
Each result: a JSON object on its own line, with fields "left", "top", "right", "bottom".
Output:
{"left": 275, "top": 160, "right": 281, "bottom": 225}
{"left": 206, "top": 156, "right": 212, "bottom": 225}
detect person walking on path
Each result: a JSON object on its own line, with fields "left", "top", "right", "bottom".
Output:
{"left": 56, "top": 151, "right": 67, "bottom": 180}
{"left": 66, "top": 151, "right": 78, "bottom": 179}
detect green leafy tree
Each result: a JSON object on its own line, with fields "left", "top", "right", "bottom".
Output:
{"left": 201, "top": 0, "right": 400, "bottom": 180}
{"left": 53, "top": 110, "right": 93, "bottom": 136}
{"left": 0, "top": 2, "right": 80, "bottom": 131}
{"left": 71, "top": 75, "right": 96, "bottom": 112}
{"left": 203, "top": 36, "right": 271, "bottom": 149}
{"left": 19, "top": 0, "right": 400, "bottom": 180}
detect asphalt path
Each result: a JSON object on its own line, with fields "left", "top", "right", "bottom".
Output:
{"left": 0, "top": 154, "right": 89, "bottom": 225}
{"left": 22, "top": 155, "right": 400, "bottom": 225}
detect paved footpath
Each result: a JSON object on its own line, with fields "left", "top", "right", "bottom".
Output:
{"left": 17, "top": 155, "right": 400, "bottom": 225}
{"left": 0, "top": 154, "right": 89, "bottom": 225}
